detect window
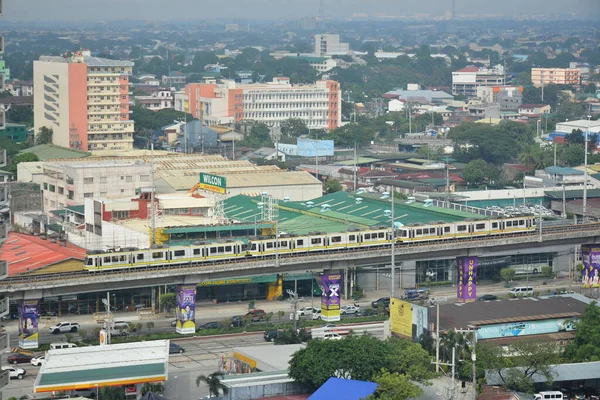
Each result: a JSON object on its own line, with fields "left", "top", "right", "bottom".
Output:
{"left": 332, "top": 236, "right": 341, "bottom": 243}
{"left": 475, "top": 223, "right": 485, "bottom": 230}
{"left": 210, "top": 247, "right": 217, "bottom": 254}
{"left": 311, "top": 238, "right": 321, "bottom": 245}
{"left": 43, "top": 183, "right": 48, "bottom": 190}
{"left": 378, "top": 232, "right": 385, "bottom": 238}
{"left": 100, "top": 177, "right": 108, "bottom": 184}
{"left": 492, "top": 222, "right": 498, "bottom": 229}
{"left": 137, "top": 253, "right": 145, "bottom": 260}
{"left": 84, "top": 193, "right": 93, "bottom": 198}
{"left": 364, "top": 233, "right": 371, "bottom": 239}
{"left": 296, "top": 239, "right": 304, "bottom": 246}
{"left": 84, "top": 177, "right": 93, "bottom": 184}
{"left": 174, "top": 250, "right": 185, "bottom": 257}
{"left": 266, "top": 242, "right": 273, "bottom": 249}
{"left": 416, "top": 229, "right": 422, "bottom": 235}
{"left": 444, "top": 226, "right": 450, "bottom": 233}
{"left": 457, "top": 225, "right": 467, "bottom": 232}
{"left": 152, "top": 252, "right": 163, "bottom": 259}
{"left": 58, "top": 187, "right": 64, "bottom": 194}
{"left": 49, "top": 184, "right": 55, "bottom": 192}
{"left": 506, "top": 221, "right": 513, "bottom": 227}
{"left": 349, "top": 235, "right": 356, "bottom": 241}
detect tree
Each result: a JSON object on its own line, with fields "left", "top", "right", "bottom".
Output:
{"left": 365, "top": 370, "right": 424, "bottom": 400}
{"left": 463, "top": 159, "right": 501, "bottom": 188}
{"left": 146, "top": 321, "right": 155, "bottom": 333}
{"left": 196, "top": 372, "right": 228, "bottom": 397}
{"left": 280, "top": 118, "right": 308, "bottom": 138}
{"left": 99, "top": 386, "right": 125, "bottom": 400}
{"left": 518, "top": 144, "right": 552, "bottom": 171}
{"left": 6, "top": 105, "right": 34, "bottom": 127}
{"left": 324, "top": 179, "right": 342, "bottom": 193}
{"left": 140, "top": 382, "right": 164, "bottom": 395}
{"left": 159, "top": 293, "right": 176, "bottom": 313}
{"left": 564, "top": 301, "right": 600, "bottom": 362}
{"left": 500, "top": 268, "right": 516, "bottom": 284}
{"left": 327, "top": 123, "right": 374, "bottom": 147}
{"left": 561, "top": 144, "right": 585, "bottom": 167}
{"left": 5, "top": 152, "right": 39, "bottom": 174}
{"left": 36, "top": 126, "right": 53, "bottom": 145}
{"left": 242, "top": 123, "right": 273, "bottom": 148}
{"left": 477, "top": 340, "right": 560, "bottom": 393}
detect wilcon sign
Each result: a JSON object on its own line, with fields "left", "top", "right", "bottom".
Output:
{"left": 199, "top": 173, "right": 226, "bottom": 194}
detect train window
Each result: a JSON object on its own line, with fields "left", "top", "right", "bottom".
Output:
{"left": 266, "top": 242, "right": 274, "bottom": 249}
{"left": 444, "top": 226, "right": 450, "bottom": 233}
{"left": 137, "top": 253, "right": 145, "bottom": 260}
{"left": 86, "top": 258, "right": 93, "bottom": 265}
{"left": 457, "top": 225, "right": 467, "bottom": 232}
{"left": 225, "top": 246, "right": 232, "bottom": 252}
{"left": 297, "top": 239, "right": 304, "bottom": 246}
{"left": 401, "top": 230, "right": 408, "bottom": 237}
{"left": 152, "top": 252, "right": 163, "bottom": 259}
{"left": 476, "top": 223, "right": 485, "bottom": 229}
{"left": 250, "top": 244, "right": 257, "bottom": 251}
{"left": 112, "top": 256, "right": 119, "bottom": 262}
{"left": 416, "top": 229, "right": 422, "bottom": 235}
{"left": 332, "top": 236, "right": 341, "bottom": 243}
{"left": 174, "top": 250, "right": 185, "bottom": 257}
{"left": 519, "top": 220, "right": 524, "bottom": 225}
{"left": 218, "top": 247, "right": 224, "bottom": 253}
{"left": 311, "top": 238, "right": 322, "bottom": 244}
{"left": 193, "top": 249, "right": 201, "bottom": 255}
{"left": 378, "top": 232, "right": 385, "bottom": 238}
{"left": 241, "top": 244, "right": 248, "bottom": 251}
{"left": 280, "top": 241, "right": 288, "bottom": 247}
{"left": 349, "top": 235, "right": 356, "bottom": 241}
{"left": 492, "top": 222, "right": 498, "bottom": 228}
{"left": 506, "top": 221, "right": 512, "bottom": 227}
{"left": 120, "top": 255, "right": 126, "bottom": 262}
{"left": 104, "top": 256, "right": 111, "bottom": 263}
{"left": 210, "top": 247, "right": 217, "bottom": 254}
{"left": 364, "top": 233, "right": 371, "bottom": 239}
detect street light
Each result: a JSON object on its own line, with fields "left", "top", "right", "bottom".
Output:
{"left": 583, "top": 115, "right": 591, "bottom": 222}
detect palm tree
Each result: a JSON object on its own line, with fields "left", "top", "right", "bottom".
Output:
{"left": 196, "top": 371, "right": 228, "bottom": 397}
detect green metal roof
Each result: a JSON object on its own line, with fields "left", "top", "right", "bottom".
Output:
{"left": 20, "top": 144, "right": 90, "bottom": 160}
{"left": 335, "top": 157, "right": 380, "bottom": 166}
{"left": 163, "top": 222, "right": 273, "bottom": 234}
{"left": 66, "top": 205, "right": 85, "bottom": 215}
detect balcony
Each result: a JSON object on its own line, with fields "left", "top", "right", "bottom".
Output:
{"left": 87, "top": 81, "right": 120, "bottom": 87}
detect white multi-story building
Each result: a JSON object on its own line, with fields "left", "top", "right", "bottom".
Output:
{"left": 181, "top": 77, "right": 341, "bottom": 131}
{"left": 41, "top": 161, "right": 151, "bottom": 214}
{"left": 452, "top": 65, "right": 505, "bottom": 97}
{"left": 33, "top": 51, "right": 135, "bottom": 151}
{"left": 134, "top": 88, "right": 174, "bottom": 111}
{"left": 314, "top": 34, "right": 350, "bottom": 56}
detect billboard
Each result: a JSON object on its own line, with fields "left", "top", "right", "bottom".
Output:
{"left": 175, "top": 285, "right": 196, "bottom": 334}
{"left": 412, "top": 303, "right": 429, "bottom": 340}
{"left": 297, "top": 138, "right": 334, "bottom": 157}
{"left": 390, "top": 298, "right": 413, "bottom": 338}
{"left": 19, "top": 299, "right": 39, "bottom": 349}
{"left": 581, "top": 245, "right": 600, "bottom": 288}
{"left": 456, "top": 257, "right": 477, "bottom": 303}
{"left": 198, "top": 173, "right": 226, "bottom": 194}
{"left": 477, "top": 318, "right": 576, "bottom": 340}
{"left": 319, "top": 273, "right": 341, "bottom": 322}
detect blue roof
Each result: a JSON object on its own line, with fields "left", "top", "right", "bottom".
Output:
{"left": 308, "top": 378, "right": 377, "bottom": 400}
{"left": 545, "top": 166, "right": 583, "bottom": 176}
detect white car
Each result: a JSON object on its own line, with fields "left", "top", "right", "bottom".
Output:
{"left": 30, "top": 355, "right": 45, "bottom": 366}
{"left": 49, "top": 322, "right": 80, "bottom": 334}
{"left": 312, "top": 310, "right": 322, "bottom": 320}
{"left": 296, "top": 307, "right": 318, "bottom": 316}
{"left": 323, "top": 332, "right": 342, "bottom": 340}
{"left": 341, "top": 305, "right": 360, "bottom": 315}
{"left": 1, "top": 365, "right": 26, "bottom": 379}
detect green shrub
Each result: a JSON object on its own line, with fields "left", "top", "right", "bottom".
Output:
{"left": 541, "top": 266, "right": 554, "bottom": 278}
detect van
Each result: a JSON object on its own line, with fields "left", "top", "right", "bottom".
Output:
{"left": 509, "top": 287, "right": 534, "bottom": 297}
{"left": 50, "top": 342, "right": 78, "bottom": 350}
{"left": 534, "top": 391, "right": 564, "bottom": 400}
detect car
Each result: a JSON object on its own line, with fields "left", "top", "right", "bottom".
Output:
{"left": 170, "top": 319, "right": 177, "bottom": 327}
{"left": 169, "top": 342, "right": 185, "bottom": 354}
{"left": 371, "top": 297, "right": 390, "bottom": 309}
{"left": 312, "top": 309, "right": 322, "bottom": 320}
{"left": 264, "top": 330, "right": 280, "bottom": 342}
{"left": 30, "top": 355, "right": 46, "bottom": 366}
{"left": 1, "top": 366, "right": 26, "bottom": 379}
{"left": 41, "top": 311, "right": 58, "bottom": 317}
{"left": 477, "top": 294, "right": 498, "bottom": 301}
{"left": 8, "top": 353, "right": 33, "bottom": 364}
{"left": 245, "top": 309, "right": 267, "bottom": 322}
{"left": 321, "top": 324, "right": 336, "bottom": 329}
{"left": 49, "top": 322, "right": 80, "bottom": 334}
{"left": 197, "top": 321, "right": 220, "bottom": 331}
{"left": 341, "top": 305, "right": 360, "bottom": 315}
{"left": 231, "top": 315, "right": 244, "bottom": 327}
{"left": 323, "top": 332, "right": 342, "bottom": 340}
{"left": 296, "top": 307, "right": 318, "bottom": 316}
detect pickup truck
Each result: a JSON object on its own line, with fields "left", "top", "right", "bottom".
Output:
{"left": 49, "top": 322, "right": 80, "bottom": 334}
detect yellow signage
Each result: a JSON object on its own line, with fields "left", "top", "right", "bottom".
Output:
{"left": 390, "top": 298, "right": 413, "bottom": 338}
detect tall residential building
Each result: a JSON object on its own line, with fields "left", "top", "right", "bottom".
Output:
{"left": 314, "top": 34, "right": 350, "bottom": 57}
{"left": 452, "top": 65, "right": 505, "bottom": 97}
{"left": 531, "top": 68, "right": 580, "bottom": 87}
{"left": 178, "top": 78, "right": 341, "bottom": 131}
{"left": 476, "top": 86, "right": 523, "bottom": 111}
{"left": 34, "top": 51, "right": 134, "bottom": 152}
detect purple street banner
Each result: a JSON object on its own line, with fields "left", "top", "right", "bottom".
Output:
{"left": 319, "top": 273, "right": 341, "bottom": 322}
{"left": 456, "top": 257, "right": 477, "bottom": 303}
{"left": 581, "top": 245, "right": 600, "bottom": 288}
{"left": 19, "top": 299, "right": 39, "bottom": 349}
{"left": 176, "top": 284, "right": 196, "bottom": 334}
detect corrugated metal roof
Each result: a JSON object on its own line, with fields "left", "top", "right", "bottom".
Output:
{"left": 20, "top": 144, "right": 90, "bottom": 160}
{"left": 486, "top": 361, "right": 600, "bottom": 385}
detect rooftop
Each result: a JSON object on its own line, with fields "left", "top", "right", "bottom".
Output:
{"left": 20, "top": 144, "right": 90, "bottom": 161}
{"left": 83, "top": 55, "right": 134, "bottom": 67}
{"left": 233, "top": 344, "right": 305, "bottom": 372}
{"left": 456, "top": 66, "right": 480, "bottom": 73}
{"left": 545, "top": 166, "right": 584, "bottom": 176}
{"left": 308, "top": 378, "right": 377, "bottom": 400}
{"left": 487, "top": 361, "right": 600, "bottom": 386}
{"left": 1, "top": 232, "right": 86, "bottom": 276}
{"left": 34, "top": 340, "right": 168, "bottom": 393}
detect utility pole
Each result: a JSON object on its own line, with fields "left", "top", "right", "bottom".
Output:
{"left": 391, "top": 188, "right": 396, "bottom": 298}
{"left": 455, "top": 328, "right": 478, "bottom": 391}
{"left": 353, "top": 141, "right": 358, "bottom": 190}
{"left": 150, "top": 143, "right": 156, "bottom": 247}
{"left": 583, "top": 115, "right": 591, "bottom": 222}
{"left": 287, "top": 289, "right": 299, "bottom": 333}
{"left": 436, "top": 302, "right": 440, "bottom": 372}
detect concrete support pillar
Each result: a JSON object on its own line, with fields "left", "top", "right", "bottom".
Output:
{"left": 344, "top": 267, "right": 349, "bottom": 300}
{"left": 151, "top": 287, "right": 156, "bottom": 313}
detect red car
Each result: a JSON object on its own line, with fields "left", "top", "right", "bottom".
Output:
{"left": 8, "top": 353, "right": 33, "bottom": 365}
{"left": 245, "top": 309, "right": 266, "bottom": 322}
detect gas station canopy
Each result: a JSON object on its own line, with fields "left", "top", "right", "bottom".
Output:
{"left": 34, "top": 340, "right": 169, "bottom": 393}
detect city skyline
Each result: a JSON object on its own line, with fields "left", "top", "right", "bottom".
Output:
{"left": 3, "top": 0, "right": 599, "bottom": 20}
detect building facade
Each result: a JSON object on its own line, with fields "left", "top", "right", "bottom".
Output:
{"left": 134, "top": 88, "right": 174, "bottom": 111}
{"left": 180, "top": 78, "right": 341, "bottom": 131}
{"left": 452, "top": 65, "right": 506, "bottom": 97}
{"left": 314, "top": 34, "right": 350, "bottom": 56}
{"left": 34, "top": 51, "right": 134, "bottom": 152}
{"left": 476, "top": 86, "right": 523, "bottom": 111}
{"left": 531, "top": 68, "right": 581, "bottom": 87}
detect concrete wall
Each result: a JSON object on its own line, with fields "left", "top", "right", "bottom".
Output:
{"left": 34, "top": 61, "right": 71, "bottom": 148}
{"left": 223, "top": 380, "right": 307, "bottom": 400}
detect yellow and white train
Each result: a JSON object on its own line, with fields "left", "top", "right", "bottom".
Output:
{"left": 84, "top": 216, "right": 537, "bottom": 271}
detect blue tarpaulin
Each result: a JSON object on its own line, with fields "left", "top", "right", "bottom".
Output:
{"left": 308, "top": 378, "right": 377, "bottom": 400}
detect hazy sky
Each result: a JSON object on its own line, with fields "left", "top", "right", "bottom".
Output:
{"left": 4, "top": 0, "right": 600, "bottom": 20}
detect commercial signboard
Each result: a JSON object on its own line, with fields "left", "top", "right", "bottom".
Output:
{"left": 581, "top": 245, "right": 600, "bottom": 288}
{"left": 176, "top": 284, "right": 196, "bottom": 334}
{"left": 319, "top": 273, "right": 341, "bottom": 322}
{"left": 198, "top": 173, "right": 226, "bottom": 194}
{"left": 456, "top": 257, "right": 477, "bottom": 303}
{"left": 477, "top": 318, "right": 576, "bottom": 340}
{"left": 390, "top": 298, "right": 413, "bottom": 338}
{"left": 297, "top": 138, "right": 334, "bottom": 157}
{"left": 19, "top": 299, "right": 39, "bottom": 349}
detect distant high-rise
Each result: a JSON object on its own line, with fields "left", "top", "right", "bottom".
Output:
{"left": 34, "top": 51, "right": 135, "bottom": 152}
{"left": 314, "top": 34, "right": 350, "bottom": 57}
